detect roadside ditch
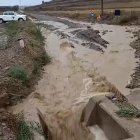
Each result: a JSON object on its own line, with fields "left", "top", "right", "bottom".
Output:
{"left": 0, "top": 21, "right": 50, "bottom": 140}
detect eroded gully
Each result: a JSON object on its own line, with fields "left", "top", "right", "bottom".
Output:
{"left": 11, "top": 15, "right": 138, "bottom": 140}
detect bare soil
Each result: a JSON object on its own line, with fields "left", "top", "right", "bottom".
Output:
{"left": 0, "top": 21, "right": 48, "bottom": 107}
{"left": 0, "top": 109, "right": 17, "bottom": 140}
{"left": 127, "top": 30, "right": 140, "bottom": 89}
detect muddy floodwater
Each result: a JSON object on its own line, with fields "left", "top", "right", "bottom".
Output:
{"left": 11, "top": 15, "right": 138, "bottom": 140}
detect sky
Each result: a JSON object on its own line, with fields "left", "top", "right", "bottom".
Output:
{"left": 0, "top": 0, "right": 51, "bottom": 6}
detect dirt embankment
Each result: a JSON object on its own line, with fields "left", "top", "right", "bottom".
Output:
{"left": 0, "top": 21, "right": 50, "bottom": 107}
{"left": 71, "top": 29, "right": 109, "bottom": 52}
{"left": 26, "top": 0, "right": 140, "bottom": 11}
{"left": 127, "top": 30, "right": 140, "bottom": 89}
{"left": 28, "top": 10, "right": 140, "bottom": 25}
{"left": 0, "top": 21, "right": 50, "bottom": 140}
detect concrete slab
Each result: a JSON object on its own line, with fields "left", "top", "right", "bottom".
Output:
{"left": 81, "top": 95, "right": 140, "bottom": 140}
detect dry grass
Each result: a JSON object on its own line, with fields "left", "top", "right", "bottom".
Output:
{"left": 26, "top": 1, "right": 140, "bottom": 11}
{"left": 28, "top": 8, "right": 140, "bottom": 24}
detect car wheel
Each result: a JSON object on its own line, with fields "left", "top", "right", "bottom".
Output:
{"left": 0, "top": 19, "right": 3, "bottom": 24}
{"left": 18, "top": 18, "right": 24, "bottom": 22}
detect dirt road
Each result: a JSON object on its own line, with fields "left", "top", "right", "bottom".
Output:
{"left": 11, "top": 14, "right": 138, "bottom": 140}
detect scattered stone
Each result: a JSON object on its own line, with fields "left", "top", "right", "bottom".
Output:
{"left": 4, "top": 67, "right": 10, "bottom": 71}
{"left": 0, "top": 129, "right": 3, "bottom": 136}
{"left": 102, "top": 30, "right": 108, "bottom": 35}
{"left": 81, "top": 42, "right": 104, "bottom": 53}
{"left": 0, "top": 108, "right": 5, "bottom": 113}
{"left": 87, "top": 26, "right": 91, "bottom": 29}
{"left": 1, "top": 123, "right": 6, "bottom": 127}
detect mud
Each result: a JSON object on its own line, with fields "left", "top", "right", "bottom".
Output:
{"left": 127, "top": 30, "right": 140, "bottom": 89}
{"left": 81, "top": 42, "right": 104, "bottom": 53}
{"left": 32, "top": 14, "right": 83, "bottom": 28}
{"left": 72, "top": 29, "right": 109, "bottom": 48}
{"left": 11, "top": 15, "right": 139, "bottom": 140}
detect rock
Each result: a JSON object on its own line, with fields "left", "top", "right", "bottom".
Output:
{"left": 0, "top": 108, "right": 5, "bottom": 113}
{"left": 87, "top": 26, "right": 91, "bottom": 29}
{"left": 1, "top": 115, "right": 7, "bottom": 121}
{"left": 4, "top": 67, "right": 10, "bottom": 71}
{"left": 0, "top": 132, "right": 3, "bottom": 136}
{"left": 70, "top": 43, "right": 75, "bottom": 48}
{"left": 1, "top": 123, "right": 6, "bottom": 127}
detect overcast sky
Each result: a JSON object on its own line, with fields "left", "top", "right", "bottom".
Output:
{"left": 0, "top": 0, "right": 51, "bottom": 6}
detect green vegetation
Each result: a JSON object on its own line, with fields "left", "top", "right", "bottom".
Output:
{"left": 5, "top": 21, "right": 44, "bottom": 43}
{"left": 5, "top": 21, "right": 24, "bottom": 37}
{"left": 116, "top": 104, "right": 140, "bottom": 118}
{"left": 1, "top": 20, "right": 51, "bottom": 105}
{"left": 5, "top": 20, "right": 51, "bottom": 86}
{"left": 34, "top": 51, "right": 51, "bottom": 66}
{"left": 29, "top": 121, "right": 44, "bottom": 136}
{"left": 16, "top": 119, "right": 33, "bottom": 140}
{"left": 16, "top": 113, "right": 44, "bottom": 140}
{"left": 32, "top": 52, "right": 51, "bottom": 76}
{"left": 8, "top": 66, "right": 29, "bottom": 84}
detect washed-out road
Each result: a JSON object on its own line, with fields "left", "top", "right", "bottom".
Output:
{"left": 11, "top": 14, "right": 138, "bottom": 140}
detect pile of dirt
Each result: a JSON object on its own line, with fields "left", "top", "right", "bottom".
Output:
{"left": 127, "top": 30, "right": 140, "bottom": 89}
{"left": 72, "top": 28, "right": 109, "bottom": 51}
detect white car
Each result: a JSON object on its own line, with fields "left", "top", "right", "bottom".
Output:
{"left": 0, "top": 11, "right": 27, "bottom": 23}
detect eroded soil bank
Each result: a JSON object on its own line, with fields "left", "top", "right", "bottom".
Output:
{"left": 0, "top": 21, "right": 50, "bottom": 140}
{"left": 11, "top": 15, "right": 139, "bottom": 140}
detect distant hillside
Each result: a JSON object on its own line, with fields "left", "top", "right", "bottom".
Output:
{"left": 0, "top": 6, "right": 19, "bottom": 12}
{"left": 26, "top": 0, "right": 140, "bottom": 11}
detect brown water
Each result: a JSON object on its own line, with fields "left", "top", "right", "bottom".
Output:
{"left": 11, "top": 19, "right": 138, "bottom": 140}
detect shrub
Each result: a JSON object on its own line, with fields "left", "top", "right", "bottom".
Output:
{"left": 16, "top": 113, "right": 44, "bottom": 140}
{"left": 16, "top": 119, "right": 33, "bottom": 140}
{"left": 5, "top": 21, "right": 23, "bottom": 37}
{"left": 8, "top": 66, "right": 29, "bottom": 84}
{"left": 34, "top": 52, "right": 51, "bottom": 66}
{"left": 119, "top": 15, "right": 138, "bottom": 25}
{"left": 116, "top": 105, "right": 140, "bottom": 118}
{"left": 32, "top": 63, "right": 41, "bottom": 76}
{"left": 27, "top": 23, "right": 44, "bottom": 43}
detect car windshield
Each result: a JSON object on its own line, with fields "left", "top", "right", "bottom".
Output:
{"left": 9, "top": 12, "right": 15, "bottom": 15}
{"left": 3, "top": 12, "right": 8, "bottom": 15}
{"left": 3, "top": 12, "right": 16, "bottom": 15}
